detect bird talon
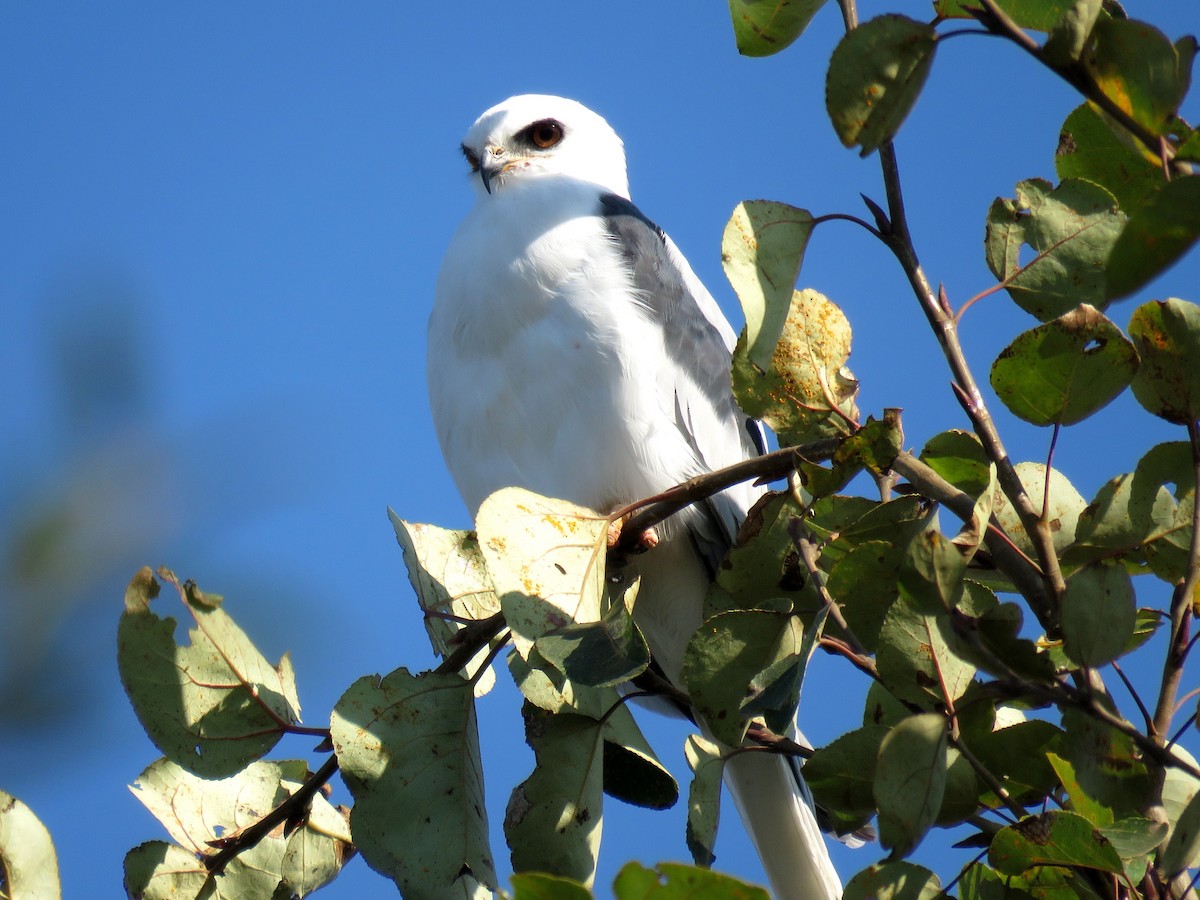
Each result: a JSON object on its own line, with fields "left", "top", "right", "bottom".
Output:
{"left": 607, "top": 516, "right": 659, "bottom": 554}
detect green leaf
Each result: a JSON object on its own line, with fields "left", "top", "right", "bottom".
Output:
{"left": 510, "top": 872, "right": 594, "bottom": 900}
{"left": 1073, "top": 443, "right": 1197, "bottom": 581}
{"left": 1060, "top": 708, "right": 1153, "bottom": 821}
{"left": 612, "top": 861, "right": 770, "bottom": 899}
{"left": 1043, "top": 0, "right": 1104, "bottom": 66}
{"left": 1128, "top": 298, "right": 1200, "bottom": 423}
{"left": 683, "top": 735, "right": 725, "bottom": 868}
{"left": 1106, "top": 177, "right": 1200, "bottom": 299}
{"left": 1046, "top": 752, "right": 1115, "bottom": 826}
{"left": 989, "top": 304, "right": 1137, "bottom": 426}
{"left": 969, "top": 720, "right": 1064, "bottom": 807}
{"left": 722, "top": 201, "right": 815, "bottom": 372}
{"left": 0, "top": 790, "right": 61, "bottom": 900}
{"left": 1085, "top": 17, "right": 1193, "bottom": 137}
{"left": 807, "top": 725, "right": 890, "bottom": 829}
{"left": 827, "top": 540, "right": 904, "bottom": 652}
{"left": 920, "top": 430, "right": 996, "bottom": 554}
{"left": 390, "top": 513, "right": 501, "bottom": 694}
{"left": 475, "top": 488, "right": 609, "bottom": 668}
{"left": 898, "top": 529, "right": 968, "bottom": 614}
{"left": 875, "top": 713, "right": 948, "bottom": 858}
{"left": 727, "top": 0, "right": 828, "bottom": 58}
{"left": 985, "top": 178, "right": 1125, "bottom": 320}
{"left": 123, "top": 842, "right": 208, "bottom": 900}
{"left": 826, "top": 15, "right": 938, "bottom": 156}
{"left": 1056, "top": 103, "right": 1165, "bottom": 213}
{"left": 991, "top": 462, "right": 1086, "bottom": 557}
{"left": 732, "top": 288, "right": 859, "bottom": 446}
{"left": 1099, "top": 816, "right": 1170, "bottom": 861}
{"left": 330, "top": 669, "right": 496, "bottom": 897}
{"left": 1060, "top": 561, "right": 1136, "bottom": 666}
{"left": 920, "top": 430, "right": 992, "bottom": 499}
{"left": 682, "top": 610, "right": 802, "bottom": 747}
{"left": 989, "top": 811, "right": 1125, "bottom": 876}
{"left": 599, "top": 704, "right": 678, "bottom": 811}
{"left": 1164, "top": 788, "right": 1200, "bottom": 875}
{"left": 843, "top": 861, "right": 946, "bottom": 900}
{"left": 876, "top": 600, "right": 974, "bottom": 710}
{"left": 537, "top": 584, "right": 649, "bottom": 689}
{"left": 934, "top": 0, "right": 1074, "bottom": 31}
{"left": 864, "top": 681, "right": 912, "bottom": 728}
{"left": 506, "top": 705, "right": 605, "bottom": 886}
{"left": 118, "top": 567, "right": 302, "bottom": 778}
{"left": 715, "top": 491, "right": 814, "bottom": 620}
{"left": 938, "top": 748, "right": 982, "bottom": 826}
{"left": 128, "top": 758, "right": 351, "bottom": 898}
{"left": 947, "top": 600, "right": 1057, "bottom": 684}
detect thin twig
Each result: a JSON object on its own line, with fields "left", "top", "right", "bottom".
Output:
{"left": 950, "top": 733, "right": 1025, "bottom": 822}
{"left": 811, "top": 211, "right": 883, "bottom": 240}
{"left": 615, "top": 438, "right": 841, "bottom": 544}
{"left": 204, "top": 754, "right": 341, "bottom": 874}
{"left": 1152, "top": 420, "right": 1200, "bottom": 742}
{"left": 435, "top": 612, "right": 508, "bottom": 676}
{"left": 870, "top": 144, "right": 1069, "bottom": 621}
{"left": 1111, "top": 660, "right": 1154, "bottom": 732}
{"left": 791, "top": 524, "right": 872, "bottom": 659}
{"left": 968, "top": 0, "right": 1185, "bottom": 174}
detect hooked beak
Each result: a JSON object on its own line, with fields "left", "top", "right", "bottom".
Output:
{"left": 479, "top": 148, "right": 505, "bottom": 194}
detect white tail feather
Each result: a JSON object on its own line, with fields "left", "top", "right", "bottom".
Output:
{"left": 723, "top": 749, "right": 843, "bottom": 900}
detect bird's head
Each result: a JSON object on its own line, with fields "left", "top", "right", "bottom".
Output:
{"left": 459, "top": 94, "right": 630, "bottom": 200}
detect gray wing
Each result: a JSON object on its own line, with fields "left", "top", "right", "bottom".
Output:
{"left": 599, "top": 193, "right": 765, "bottom": 573}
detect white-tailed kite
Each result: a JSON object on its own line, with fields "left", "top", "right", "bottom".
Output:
{"left": 428, "top": 94, "right": 841, "bottom": 900}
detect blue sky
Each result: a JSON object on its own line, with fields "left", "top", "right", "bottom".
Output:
{"left": 2, "top": 3, "right": 1198, "bottom": 897}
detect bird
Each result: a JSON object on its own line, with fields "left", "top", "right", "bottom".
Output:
{"left": 428, "top": 94, "right": 842, "bottom": 900}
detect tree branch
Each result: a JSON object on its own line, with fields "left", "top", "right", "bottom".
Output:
{"left": 615, "top": 438, "right": 841, "bottom": 544}
{"left": 968, "top": 0, "right": 1188, "bottom": 175}
{"left": 203, "top": 754, "right": 342, "bottom": 875}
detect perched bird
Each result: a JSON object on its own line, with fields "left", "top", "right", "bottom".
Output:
{"left": 428, "top": 94, "right": 841, "bottom": 900}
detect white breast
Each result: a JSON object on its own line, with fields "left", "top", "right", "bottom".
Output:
{"left": 428, "top": 177, "right": 706, "bottom": 520}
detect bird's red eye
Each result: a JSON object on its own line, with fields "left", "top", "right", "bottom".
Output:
{"left": 529, "top": 121, "right": 564, "bottom": 149}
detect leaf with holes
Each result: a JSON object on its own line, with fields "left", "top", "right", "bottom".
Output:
{"left": 985, "top": 178, "right": 1125, "bottom": 320}
{"left": 612, "top": 861, "right": 770, "bottom": 899}
{"left": 117, "top": 567, "right": 302, "bottom": 778}
{"left": 990, "top": 304, "right": 1136, "bottom": 426}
